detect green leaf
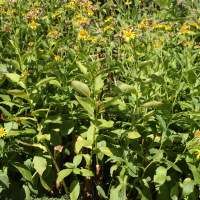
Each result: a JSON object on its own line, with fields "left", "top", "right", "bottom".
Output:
{"left": 12, "top": 162, "right": 33, "bottom": 183}
{"left": 154, "top": 166, "right": 167, "bottom": 190}
{"left": 80, "top": 169, "right": 94, "bottom": 176}
{"left": 60, "top": 120, "right": 74, "bottom": 136}
{"left": 181, "top": 181, "right": 195, "bottom": 198}
{"left": 75, "top": 95, "right": 94, "bottom": 118}
{"left": 96, "top": 119, "right": 114, "bottom": 129}
{"left": 94, "top": 75, "right": 104, "bottom": 91}
{"left": 57, "top": 169, "right": 73, "bottom": 184}
{"left": 126, "top": 131, "right": 141, "bottom": 139}
{"left": 73, "top": 155, "right": 82, "bottom": 167}
{"left": 112, "top": 83, "right": 136, "bottom": 94}
{"left": 166, "top": 160, "right": 182, "bottom": 173}
{"left": 0, "top": 172, "right": 9, "bottom": 188}
{"left": 141, "top": 179, "right": 152, "bottom": 200}
{"left": 96, "top": 185, "right": 108, "bottom": 199}
{"left": 143, "top": 72, "right": 166, "bottom": 84}
{"left": 156, "top": 115, "right": 167, "bottom": 131}
{"left": 110, "top": 183, "right": 124, "bottom": 200}
{"left": 75, "top": 139, "right": 93, "bottom": 154}
{"left": 33, "top": 156, "right": 47, "bottom": 176}
{"left": 5, "top": 73, "right": 25, "bottom": 88}
{"left": 76, "top": 61, "right": 88, "bottom": 74}
{"left": 4, "top": 59, "right": 20, "bottom": 70}
{"left": 71, "top": 81, "right": 90, "bottom": 97}
{"left": 81, "top": 154, "right": 91, "bottom": 166}
{"left": 7, "top": 89, "right": 28, "bottom": 100}
{"left": 36, "top": 134, "right": 50, "bottom": 141}
{"left": 141, "top": 101, "right": 164, "bottom": 108}
{"left": 100, "top": 95, "right": 122, "bottom": 110}
{"left": 49, "top": 80, "right": 61, "bottom": 87}
{"left": 35, "top": 77, "right": 56, "bottom": 88}
{"left": 170, "top": 184, "right": 179, "bottom": 200}
{"left": 99, "top": 147, "right": 114, "bottom": 157}
{"left": 0, "top": 106, "right": 12, "bottom": 117}
{"left": 70, "top": 180, "right": 80, "bottom": 200}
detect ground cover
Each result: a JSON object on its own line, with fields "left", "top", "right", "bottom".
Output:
{"left": 1, "top": 0, "right": 200, "bottom": 199}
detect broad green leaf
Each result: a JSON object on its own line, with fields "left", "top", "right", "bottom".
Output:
{"left": 35, "top": 77, "right": 56, "bottom": 88}
{"left": 144, "top": 72, "right": 166, "bottom": 84}
{"left": 100, "top": 95, "right": 122, "bottom": 110}
{"left": 154, "top": 166, "right": 167, "bottom": 190}
{"left": 76, "top": 61, "right": 87, "bottom": 74}
{"left": 40, "top": 175, "right": 51, "bottom": 191}
{"left": 110, "top": 183, "right": 124, "bottom": 200}
{"left": 181, "top": 181, "right": 195, "bottom": 198}
{"left": 75, "top": 95, "right": 94, "bottom": 118}
{"left": 0, "top": 172, "right": 9, "bottom": 188}
{"left": 157, "top": 183, "right": 170, "bottom": 200}
{"left": 81, "top": 154, "right": 90, "bottom": 166}
{"left": 95, "top": 119, "right": 114, "bottom": 129}
{"left": 141, "top": 101, "right": 164, "bottom": 108}
{"left": 170, "top": 184, "right": 179, "bottom": 200}
{"left": 96, "top": 185, "right": 108, "bottom": 199}
{"left": 80, "top": 169, "right": 94, "bottom": 176}
{"left": 75, "top": 139, "right": 93, "bottom": 154}
{"left": 94, "top": 75, "right": 104, "bottom": 91}
{"left": 156, "top": 115, "right": 167, "bottom": 131}
{"left": 7, "top": 90, "right": 28, "bottom": 100}
{"left": 70, "top": 180, "right": 80, "bottom": 200}
{"left": 12, "top": 162, "right": 33, "bottom": 183}
{"left": 166, "top": 160, "right": 182, "bottom": 173}
{"left": 0, "top": 106, "right": 12, "bottom": 117}
{"left": 4, "top": 59, "right": 20, "bottom": 70}
{"left": 57, "top": 169, "right": 73, "bottom": 183}
{"left": 33, "top": 156, "right": 47, "bottom": 176}
{"left": 99, "top": 147, "right": 114, "bottom": 157}
{"left": 49, "top": 80, "right": 61, "bottom": 87}
{"left": 126, "top": 131, "right": 141, "bottom": 139}
{"left": 71, "top": 81, "right": 90, "bottom": 97}
{"left": 5, "top": 73, "right": 25, "bottom": 88}
{"left": 73, "top": 155, "right": 82, "bottom": 167}
{"left": 60, "top": 120, "right": 74, "bottom": 136}
{"left": 141, "top": 179, "right": 152, "bottom": 200}
{"left": 36, "top": 134, "right": 50, "bottom": 141}
{"left": 112, "top": 83, "right": 136, "bottom": 94}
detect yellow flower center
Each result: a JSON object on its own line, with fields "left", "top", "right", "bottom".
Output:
{"left": 80, "top": 30, "right": 86, "bottom": 36}
{"left": 0, "top": 130, "right": 4, "bottom": 134}
{"left": 22, "top": 72, "right": 27, "bottom": 76}
{"left": 30, "top": 22, "right": 36, "bottom": 26}
{"left": 126, "top": 32, "right": 131, "bottom": 37}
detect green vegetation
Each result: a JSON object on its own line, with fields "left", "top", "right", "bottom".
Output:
{"left": 1, "top": 0, "right": 200, "bottom": 199}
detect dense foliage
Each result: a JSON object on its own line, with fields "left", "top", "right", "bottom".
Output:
{"left": 1, "top": 0, "right": 200, "bottom": 199}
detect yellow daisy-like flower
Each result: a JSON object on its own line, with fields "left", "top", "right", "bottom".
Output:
{"left": 195, "top": 149, "right": 200, "bottom": 159}
{"left": 78, "top": 30, "right": 87, "bottom": 40}
{"left": 87, "top": 10, "right": 94, "bottom": 16}
{"left": 125, "top": 1, "right": 132, "bottom": 5}
{"left": 29, "top": 21, "right": 40, "bottom": 30}
{"left": 123, "top": 30, "right": 135, "bottom": 42}
{"left": 55, "top": 56, "right": 60, "bottom": 61}
{"left": 21, "top": 72, "right": 27, "bottom": 76}
{"left": 194, "top": 130, "right": 200, "bottom": 137}
{"left": 104, "top": 25, "right": 114, "bottom": 31}
{"left": 28, "top": 42, "right": 34, "bottom": 46}
{"left": 0, "top": 128, "right": 7, "bottom": 138}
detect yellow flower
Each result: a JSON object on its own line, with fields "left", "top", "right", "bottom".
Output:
{"left": 194, "top": 130, "right": 200, "bottom": 137}
{"left": 28, "top": 42, "right": 34, "bottom": 46}
{"left": 22, "top": 72, "right": 27, "bottom": 76}
{"left": 0, "top": 2, "right": 4, "bottom": 5}
{"left": 92, "top": 39, "right": 97, "bottom": 43}
{"left": 0, "top": 128, "right": 7, "bottom": 138}
{"left": 104, "top": 16, "right": 113, "bottom": 22}
{"left": 191, "top": 23, "right": 199, "bottom": 29}
{"left": 186, "top": 41, "right": 190, "bottom": 46}
{"left": 55, "top": 56, "right": 60, "bottom": 61}
{"left": 195, "top": 149, "right": 200, "bottom": 159}
{"left": 194, "top": 45, "right": 200, "bottom": 49}
{"left": 138, "top": 1, "right": 141, "bottom": 3}
{"left": 104, "top": 25, "right": 114, "bottom": 31}
{"left": 137, "top": 52, "right": 145, "bottom": 56}
{"left": 87, "top": 10, "right": 94, "bottom": 16}
{"left": 123, "top": 30, "right": 135, "bottom": 42}
{"left": 39, "top": 48, "right": 44, "bottom": 52}
{"left": 29, "top": 21, "right": 39, "bottom": 30}
{"left": 159, "top": 37, "right": 163, "bottom": 41}
{"left": 125, "top": 1, "right": 132, "bottom": 5}
{"left": 154, "top": 42, "right": 159, "bottom": 48}
{"left": 78, "top": 30, "right": 87, "bottom": 39}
